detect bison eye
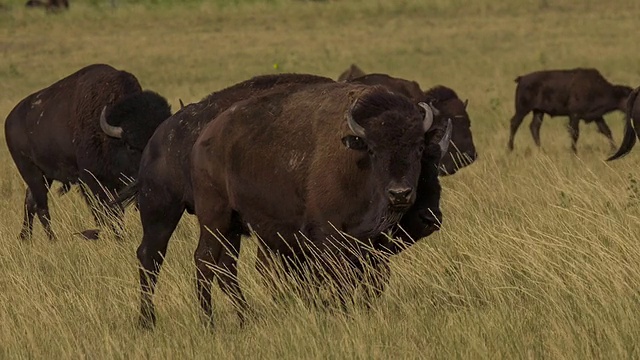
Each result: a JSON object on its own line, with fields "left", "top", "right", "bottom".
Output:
{"left": 341, "top": 135, "right": 368, "bottom": 151}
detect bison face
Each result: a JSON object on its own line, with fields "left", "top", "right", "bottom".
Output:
{"left": 342, "top": 97, "right": 451, "bottom": 213}
{"left": 100, "top": 90, "right": 172, "bottom": 151}
{"left": 432, "top": 98, "right": 477, "bottom": 176}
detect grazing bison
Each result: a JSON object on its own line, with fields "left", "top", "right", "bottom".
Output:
{"left": 607, "top": 87, "right": 640, "bottom": 161}
{"left": 189, "top": 81, "right": 450, "bottom": 328}
{"left": 111, "top": 73, "right": 450, "bottom": 328}
{"left": 341, "top": 68, "right": 477, "bottom": 175}
{"left": 507, "top": 68, "right": 633, "bottom": 153}
{"left": 5, "top": 63, "right": 172, "bottom": 241}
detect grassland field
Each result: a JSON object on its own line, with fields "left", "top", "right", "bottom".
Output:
{"left": 2, "top": 0, "right": 640, "bottom": 358}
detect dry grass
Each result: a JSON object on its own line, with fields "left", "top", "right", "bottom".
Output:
{"left": 2, "top": 0, "right": 640, "bottom": 358}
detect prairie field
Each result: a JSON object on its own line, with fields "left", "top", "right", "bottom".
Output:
{"left": 2, "top": 0, "right": 640, "bottom": 358}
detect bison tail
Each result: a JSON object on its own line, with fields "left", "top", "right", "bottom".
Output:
{"left": 607, "top": 87, "right": 640, "bottom": 161}
{"left": 110, "top": 181, "right": 139, "bottom": 208}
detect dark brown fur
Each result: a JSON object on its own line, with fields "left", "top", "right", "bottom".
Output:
{"left": 607, "top": 86, "right": 640, "bottom": 161}
{"left": 116, "top": 73, "right": 336, "bottom": 329}
{"left": 507, "top": 68, "right": 633, "bottom": 153}
{"left": 190, "top": 82, "right": 441, "bottom": 328}
{"left": 25, "top": 0, "right": 68, "bottom": 11}
{"left": 114, "top": 73, "right": 447, "bottom": 328}
{"left": 5, "top": 64, "right": 171, "bottom": 241}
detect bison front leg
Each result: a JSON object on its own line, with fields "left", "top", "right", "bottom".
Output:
{"left": 529, "top": 111, "right": 544, "bottom": 147}
{"left": 508, "top": 112, "right": 528, "bottom": 151}
{"left": 567, "top": 115, "right": 581, "bottom": 153}
{"left": 595, "top": 118, "right": 617, "bottom": 152}
{"left": 194, "top": 209, "right": 247, "bottom": 330}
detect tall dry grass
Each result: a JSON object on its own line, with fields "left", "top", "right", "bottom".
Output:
{"left": 2, "top": 0, "right": 640, "bottom": 358}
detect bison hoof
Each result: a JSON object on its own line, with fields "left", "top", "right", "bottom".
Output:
{"left": 138, "top": 314, "right": 156, "bottom": 330}
{"left": 76, "top": 229, "right": 100, "bottom": 240}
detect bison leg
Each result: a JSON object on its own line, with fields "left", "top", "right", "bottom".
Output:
{"left": 136, "top": 196, "right": 184, "bottom": 329}
{"left": 14, "top": 160, "right": 55, "bottom": 241}
{"left": 508, "top": 112, "right": 528, "bottom": 151}
{"left": 567, "top": 115, "right": 581, "bottom": 153}
{"left": 529, "top": 111, "right": 544, "bottom": 147}
{"left": 77, "top": 182, "right": 125, "bottom": 241}
{"left": 194, "top": 209, "right": 247, "bottom": 329}
{"left": 19, "top": 189, "right": 37, "bottom": 240}
{"left": 595, "top": 118, "right": 616, "bottom": 151}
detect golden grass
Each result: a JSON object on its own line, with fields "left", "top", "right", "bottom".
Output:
{"left": 2, "top": 0, "right": 640, "bottom": 358}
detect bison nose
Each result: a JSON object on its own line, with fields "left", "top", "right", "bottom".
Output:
{"left": 388, "top": 186, "right": 414, "bottom": 206}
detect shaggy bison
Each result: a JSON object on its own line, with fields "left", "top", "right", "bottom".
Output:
{"left": 507, "top": 68, "right": 632, "bottom": 153}
{"left": 112, "top": 73, "right": 451, "bottom": 328}
{"left": 5, "top": 64, "right": 172, "bottom": 241}
{"left": 189, "top": 81, "right": 449, "bottom": 328}
{"left": 607, "top": 86, "right": 640, "bottom": 161}
{"left": 339, "top": 66, "right": 477, "bottom": 175}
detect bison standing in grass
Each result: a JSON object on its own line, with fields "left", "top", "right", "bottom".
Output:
{"left": 5, "top": 64, "right": 172, "bottom": 241}
{"left": 112, "top": 73, "right": 451, "bottom": 328}
{"left": 507, "top": 68, "right": 632, "bottom": 154}
{"left": 189, "top": 81, "right": 449, "bottom": 329}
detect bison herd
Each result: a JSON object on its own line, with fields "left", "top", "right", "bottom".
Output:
{"left": 4, "top": 63, "right": 639, "bottom": 329}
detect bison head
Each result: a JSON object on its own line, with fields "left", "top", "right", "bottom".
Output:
{"left": 424, "top": 86, "right": 477, "bottom": 176}
{"left": 341, "top": 91, "right": 451, "bottom": 214}
{"left": 100, "top": 90, "right": 172, "bottom": 151}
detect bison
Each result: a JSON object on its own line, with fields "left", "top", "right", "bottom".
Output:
{"left": 607, "top": 86, "right": 640, "bottom": 161}
{"left": 111, "top": 73, "right": 451, "bottom": 328}
{"left": 5, "top": 63, "right": 172, "bottom": 241}
{"left": 25, "top": 0, "right": 68, "bottom": 11}
{"left": 189, "top": 81, "right": 450, "bottom": 328}
{"left": 339, "top": 67, "right": 477, "bottom": 176}
{"left": 507, "top": 68, "right": 633, "bottom": 153}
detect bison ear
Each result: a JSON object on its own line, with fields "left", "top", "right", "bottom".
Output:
{"left": 342, "top": 135, "right": 367, "bottom": 151}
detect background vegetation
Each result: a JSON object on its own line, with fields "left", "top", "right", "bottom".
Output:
{"left": 2, "top": 0, "right": 640, "bottom": 358}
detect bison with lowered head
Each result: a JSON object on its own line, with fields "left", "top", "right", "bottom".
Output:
{"left": 507, "top": 68, "right": 632, "bottom": 153}
{"left": 189, "top": 81, "right": 450, "bottom": 329}
{"left": 5, "top": 63, "right": 172, "bottom": 241}
{"left": 338, "top": 66, "right": 477, "bottom": 176}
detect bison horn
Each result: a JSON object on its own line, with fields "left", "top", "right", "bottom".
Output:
{"left": 179, "top": 99, "right": 185, "bottom": 109}
{"left": 346, "top": 101, "right": 366, "bottom": 138}
{"left": 439, "top": 118, "right": 453, "bottom": 160}
{"left": 100, "top": 106, "right": 123, "bottom": 139}
{"left": 417, "top": 102, "right": 436, "bottom": 132}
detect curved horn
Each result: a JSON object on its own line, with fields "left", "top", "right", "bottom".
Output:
{"left": 346, "top": 101, "right": 366, "bottom": 138}
{"left": 179, "top": 99, "right": 185, "bottom": 109}
{"left": 439, "top": 118, "right": 453, "bottom": 160}
{"left": 99, "top": 106, "right": 123, "bottom": 139}
{"left": 417, "top": 102, "right": 435, "bottom": 132}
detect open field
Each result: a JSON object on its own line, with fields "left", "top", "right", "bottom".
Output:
{"left": 2, "top": 0, "right": 640, "bottom": 358}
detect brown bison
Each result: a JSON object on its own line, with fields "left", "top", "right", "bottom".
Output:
{"left": 507, "top": 68, "right": 632, "bottom": 153}
{"left": 190, "top": 81, "right": 449, "bottom": 328}
{"left": 25, "top": 0, "right": 68, "bottom": 11}
{"left": 339, "top": 67, "right": 477, "bottom": 175}
{"left": 607, "top": 86, "right": 640, "bottom": 161}
{"left": 5, "top": 64, "right": 172, "bottom": 241}
{"left": 111, "top": 73, "right": 450, "bottom": 328}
